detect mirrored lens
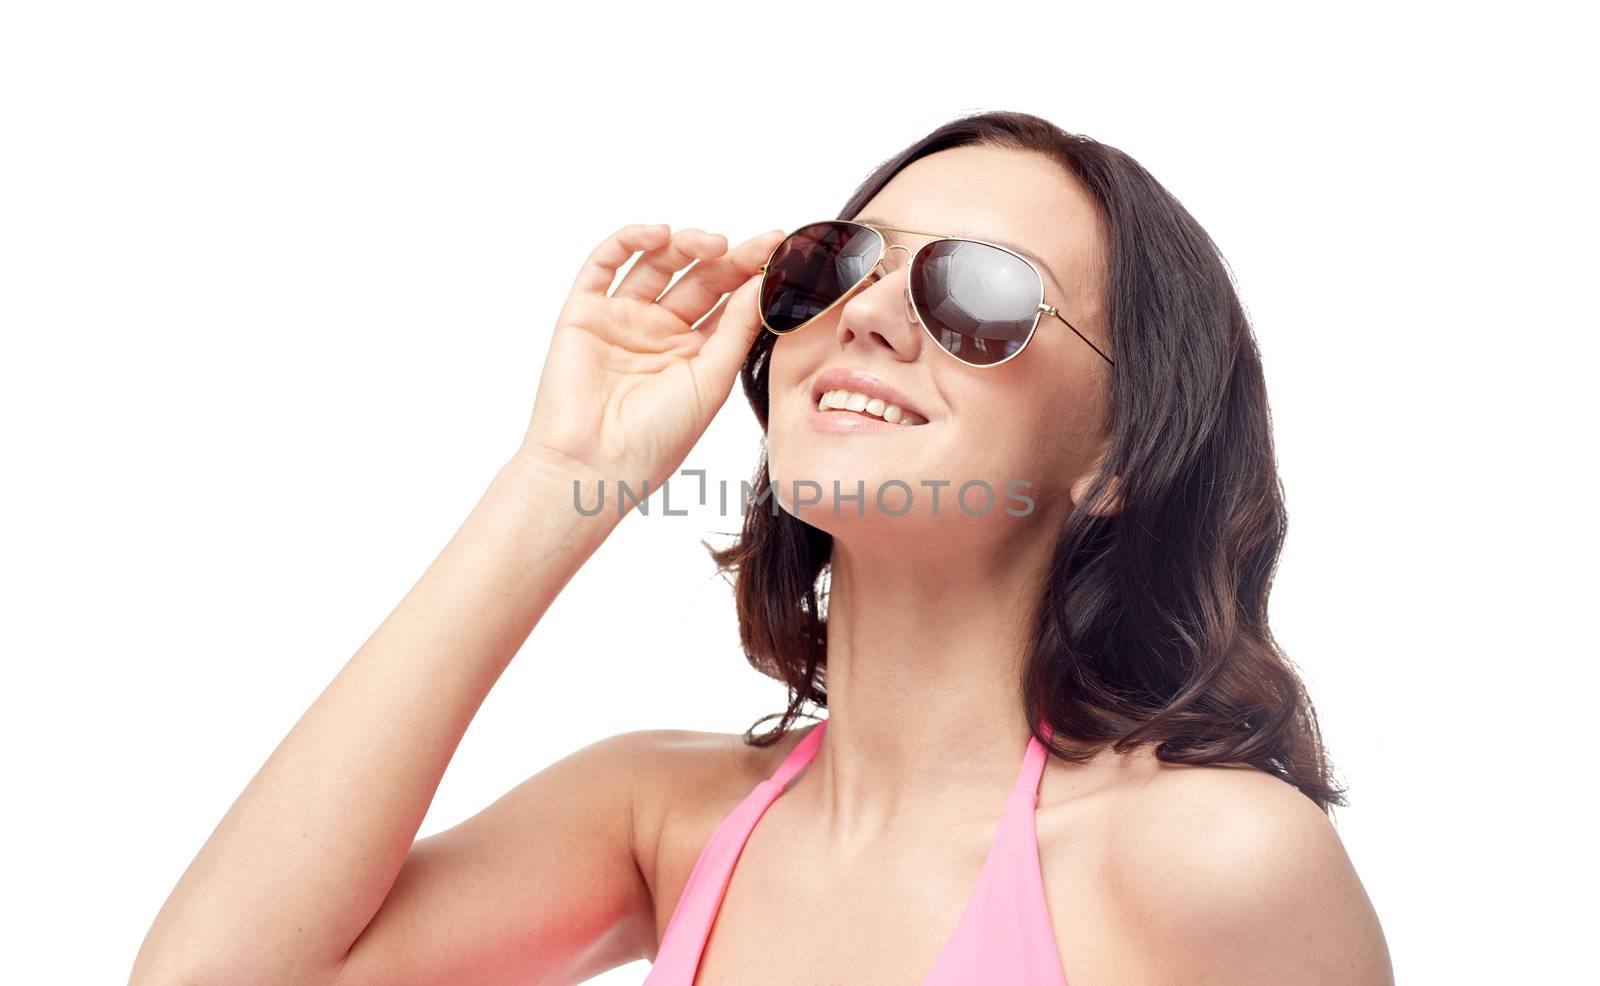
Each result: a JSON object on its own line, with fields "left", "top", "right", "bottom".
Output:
{"left": 759, "top": 222, "right": 883, "bottom": 333}
{"left": 909, "top": 240, "right": 1043, "bottom": 366}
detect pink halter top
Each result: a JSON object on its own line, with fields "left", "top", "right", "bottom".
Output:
{"left": 642, "top": 717, "right": 1069, "bottom": 984}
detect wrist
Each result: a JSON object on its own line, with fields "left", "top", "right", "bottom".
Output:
{"left": 502, "top": 443, "right": 603, "bottom": 491}
{"left": 490, "top": 449, "right": 622, "bottom": 548}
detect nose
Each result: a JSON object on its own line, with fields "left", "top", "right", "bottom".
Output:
{"left": 833, "top": 243, "right": 924, "bottom": 359}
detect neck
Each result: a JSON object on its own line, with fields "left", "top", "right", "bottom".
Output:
{"left": 798, "top": 513, "right": 1059, "bottom": 850}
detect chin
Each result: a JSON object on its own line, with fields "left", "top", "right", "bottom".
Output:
{"left": 766, "top": 463, "right": 1034, "bottom": 549}
{"left": 766, "top": 432, "right": 922, "bottom": 527}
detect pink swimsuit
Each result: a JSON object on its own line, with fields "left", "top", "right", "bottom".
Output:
{"left": 642, "top": 717, "right": 1069, "bottom": 984}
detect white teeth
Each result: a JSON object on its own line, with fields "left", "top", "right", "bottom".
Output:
{"left": 817, "top": 388, "right": 924, "bottom": 425}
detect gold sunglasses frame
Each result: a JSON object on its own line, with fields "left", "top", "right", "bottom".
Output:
{"left": 756, "top": 219, "right": 1114, "bottom": 368}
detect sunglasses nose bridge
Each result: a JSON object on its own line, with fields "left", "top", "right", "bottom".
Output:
{"left": 870, "top": 241, "right": 913, "bottom": 276}
{"left": 867, "top": 242, "right": 920, "bottom": 328}
{"left": 882, "top": 242, "right": 913, "bottom": 258}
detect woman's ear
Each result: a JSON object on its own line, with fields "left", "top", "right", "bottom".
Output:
{"left": 1069, "top": 449, "right": 1123, "bottom": 518}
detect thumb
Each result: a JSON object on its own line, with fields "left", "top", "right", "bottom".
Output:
{"left": 693, "top": 266, "right": 770, "bottom": 399}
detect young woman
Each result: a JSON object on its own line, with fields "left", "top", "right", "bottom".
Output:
{"left": 132, "top": 110, "right": 1393, "bottom": 986}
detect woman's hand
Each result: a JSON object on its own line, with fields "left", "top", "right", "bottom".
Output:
{"left": 518, "top": 222, "right": 787, "bottom": 491}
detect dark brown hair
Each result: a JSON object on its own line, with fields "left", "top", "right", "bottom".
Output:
{"left": 706, "top": 109, "right": 1346, "bottom": 812}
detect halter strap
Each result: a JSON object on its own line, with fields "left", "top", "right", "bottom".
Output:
{"left": 1013, "top": 719, "right": 1054, "bottom": 796}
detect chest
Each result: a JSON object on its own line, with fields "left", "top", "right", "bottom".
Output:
{"left": 688, "top": 833, "right": 968, "bottom": 986}
{"left": 652, "top": 796, "right": 1141, "bottom": 986}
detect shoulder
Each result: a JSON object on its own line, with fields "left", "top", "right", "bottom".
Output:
{"left": 594, "top": 724, "right": 809, "bottom": 889}
{"left": 1098, "top": 760, "right": 1393, "bottom": 985}
{"left": 601, "top": 723, "right": 806, "bottom": 808}
{"left": 586, "top": 726, "right": 762, "bottom": 830}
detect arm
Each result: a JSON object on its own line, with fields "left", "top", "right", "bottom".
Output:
{"left": 129, "top": 452, "right": 619, "bottom": 986}
{"left": 129, "top": 221, "right": 787, "bottom": 986}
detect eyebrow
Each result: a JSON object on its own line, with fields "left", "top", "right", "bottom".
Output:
{"left": 851, "top": 215, "right": 1063, "bottom": 291}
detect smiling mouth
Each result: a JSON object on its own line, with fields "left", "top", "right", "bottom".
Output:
{"left": 816, "top": 388, "right": 928, "bottom": 426}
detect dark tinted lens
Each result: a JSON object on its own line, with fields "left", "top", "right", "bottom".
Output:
{"left": 909, "top": 240, "right": 1043, "bottom": 366}
{"left": 760, "top": 222, "right": 883, "bottom": 333}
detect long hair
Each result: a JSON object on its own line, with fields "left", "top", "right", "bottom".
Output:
{"left": 705, "top": 109, "right": 1346, "bottom": 812}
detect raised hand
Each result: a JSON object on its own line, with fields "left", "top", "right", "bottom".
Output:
{"left": 519, "top": 222, "right": 788, "bottom": 492}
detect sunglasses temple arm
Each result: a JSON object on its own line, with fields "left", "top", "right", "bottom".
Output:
{"left": 1046, "top": 308, "right": 1115, "bottom": 367}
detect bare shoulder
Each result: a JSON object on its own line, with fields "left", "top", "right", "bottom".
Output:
{"left": 589, "top": 726, "right": 749, "bottom": 844}
{"left": 1096, "top": 759, "right": 1393, "bottom": 985}
{"left": 601, "top": 722, "right": 814, "bottom": 935}
{"left": 608, "top": 722, "right": 806, "bottom": 823}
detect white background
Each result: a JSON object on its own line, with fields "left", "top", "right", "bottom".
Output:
{"left": 2, "top": 2, "right": 1594, "bottom": 983}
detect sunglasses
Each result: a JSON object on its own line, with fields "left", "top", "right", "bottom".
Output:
{"left": 757, "top": 219, "right": 1114, "bottom": 368}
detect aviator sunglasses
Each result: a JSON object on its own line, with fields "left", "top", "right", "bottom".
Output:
{"left": 757, "top": 219, "right": 1114, "bottom": 368}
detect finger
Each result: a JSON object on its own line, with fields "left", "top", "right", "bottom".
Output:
{"left": 690, "top": 268, "right": 770, "bottom": 395}
{"left": 571, "top": 223, "right": 673, "bottom": 296}
{"left": 613, "top": 227, "right": 727, "bottom": 303}
{"left": 659, "top": 228, "right": 787, "bottom": 327}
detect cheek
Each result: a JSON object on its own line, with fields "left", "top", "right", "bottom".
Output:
{"left": 765, "top": 328, "right": 828, "bottom": 417}
{"left": 945, "top": 373, "right": 1103, "bottom": 494}
{"left": 1025, "top": 384, "right": 1109, "bottom": 492}
{"left": 942, "top": 403, "right": 1059, "bottom": 492}
{"left": 763, "top": 333, "right": 833, "bottom": 488}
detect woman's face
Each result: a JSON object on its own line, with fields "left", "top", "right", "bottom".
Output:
{"left": 765, "top": 145, "right": 1115, "bottom": 545}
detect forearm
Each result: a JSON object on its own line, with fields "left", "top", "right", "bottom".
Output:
{"left": 131, "top": 452, "right": 617, "bottom": 985}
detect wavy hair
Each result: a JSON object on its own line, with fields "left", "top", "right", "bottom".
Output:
{"left": 705, "top": 109, "right": 1346, "bottom": 812}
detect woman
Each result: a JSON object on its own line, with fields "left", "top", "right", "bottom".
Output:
{"left": 132, "top": 111, "right": 1393, "bottom": 985}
